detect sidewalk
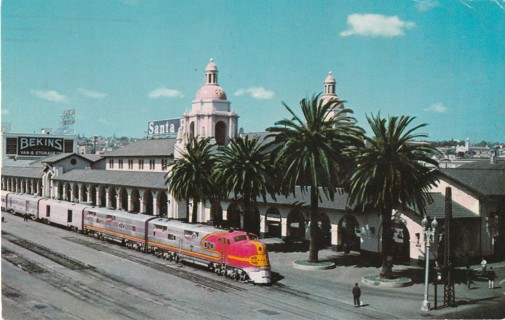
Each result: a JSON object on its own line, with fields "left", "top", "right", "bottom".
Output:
{"left": 265, "top": 241, "right": 505, "bottom": 319}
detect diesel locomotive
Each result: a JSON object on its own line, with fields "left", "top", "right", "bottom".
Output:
{"left": 1, "top": 191, "right": 272, "bottom": 284}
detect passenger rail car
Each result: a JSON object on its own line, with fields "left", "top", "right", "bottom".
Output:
{"left": 38, "top": 198, "right": 89, "bottom": 232}
{"left": 1, "top": 191, "right": 272, "bottom": 284}
{"left": 4, "top": 192, "right": 42, "bottom": 220}
{"left": 1, "top": 190, "right": 9, "bottom": 211}
{"left": 83, "top": 207, "right": 155, "bottom": 249}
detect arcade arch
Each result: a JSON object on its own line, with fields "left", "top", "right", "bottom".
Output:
{"left": 158, "top": 191, "right": 168, "bottom": 217}
{"left": 143, "top": 190, "right": 153, "bottom": 215}
{"left": 98, "top": 185, "right": 106, "bottom": 207}
{"left": 210, "top": 201, "right": 223, "bottom": 227}
{"left": 265, "top": 207, "right": 282, "bottom": 238}
{"left": 338, "top": 214, "right": 360, "bottom": 252}
{"left": 226, "top": 202, "right": 242, "bottom": 229}
{"left": 72, "top": 184, "right": 79, "bottom": 202}
{"left": 80, "top": 184, "right": 88, "bottom": 203}
{"left": 286, "top": 209, "right": 305, "bottom": 241}
{"left": 130, "top": 189, "right": 140, "bottom": 212}
{"left": 56, "top": 181, "right": 63, "bottom": 200}
{"left": 88, "top": 185, "right": 97, "bottom": 205}
{"left": 108, "top": 186, "right": 117, "bottom": 209}
{"left": 319, "top": 212, "right": 332, "bottom": 248}
{"left": 64, "top": 183, "right": 71, "bottom": 201}
{"left": 119, "top": 187, "right": 128, "bottom": 210}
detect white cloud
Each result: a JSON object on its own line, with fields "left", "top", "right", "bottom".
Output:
{"left": 413, "top": 0, "right": 439, "bottom": 11}
{"left": 30, "top": 90, "right": 67, "bottom": 102}
{"left": 148, "top": 87, "right": 184, "bottom": 99}
{"left": 77, "top": 88, "right": 107, "bottom": 99}
{"left": 1, "top": 108, "right": 10, "bottom": 116}
{"left": 234, "top": 87, "right": 275, "bottom": 100}
{"left": 424, "top": 102, "right": 448, "bottom": 113}
{"left": 340, "top": 14, "right": 415, "bottom": 38}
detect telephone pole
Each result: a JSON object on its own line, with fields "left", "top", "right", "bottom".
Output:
{"left": 444, "top": 187, "right": 456, "bottom": 307}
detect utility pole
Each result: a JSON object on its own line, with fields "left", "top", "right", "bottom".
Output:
{"left": 444, "top": 187, "right": 456, "bottom": 307}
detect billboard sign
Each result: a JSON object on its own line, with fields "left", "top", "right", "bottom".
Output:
{"left": 147, "top": 118, "right": 181, "bottom": 137}
{"left": 6, "top": 136, "right": 75, "bottom": 157}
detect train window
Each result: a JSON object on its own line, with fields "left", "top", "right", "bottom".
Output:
{"left": 67, "top": 210, "right": 72, "bottom": 223}
{"left": 153, "top": 231, "right": 156, "bottom": 236}
{"left": 167, "top": 234, "right": 176, "bottom": 240}
{"left": 46, "top": 205, "right": 50, "bottom": 217}
{"left": 154, "top": 224, "right": 168, "bottom": 231}
{"left": 132, "top": 226, "right": 136, "bottom": 231}
{"left": 234, "top": 235, "right": 247, "bottom": 242}
{"left": 96, "top": 218, "right": 101, "bottom": 223}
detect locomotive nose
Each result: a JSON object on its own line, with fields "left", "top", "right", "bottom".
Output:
{"left": 249, "top": 241, "right": 270, "bottom": 267}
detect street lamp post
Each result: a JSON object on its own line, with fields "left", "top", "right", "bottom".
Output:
{"left": 421, "top": 215, "right": 438, "bottom": 312}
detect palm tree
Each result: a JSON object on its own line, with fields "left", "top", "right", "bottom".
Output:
{"left": 213, "top": 135, "right": 277, "bottom": 235}
{"left": 346, "top": 114, "right": 439, "bottom": 278}
{"left": 165, "top": 136, "right": 216, "bottom": 224}
{"left": 267, "top": 94, "right": 364, "bottom": 262}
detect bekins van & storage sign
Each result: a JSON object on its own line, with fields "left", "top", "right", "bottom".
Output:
{"left": 147, "top": 118, "right": 181, "bottom": 137}
{"left": 18, "top": 137, "right": 65, "bottom": 156}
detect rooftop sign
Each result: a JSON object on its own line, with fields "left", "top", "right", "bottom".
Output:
{"left": 147, "top": 118, "right": 181, "bottom": 137}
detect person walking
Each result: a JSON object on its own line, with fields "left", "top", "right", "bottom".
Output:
{"left": 488, "top": 267, "right": 496, "bottom": 289}
{"left": 481, "top": 258, "right": 487, "bottom": 276}
{"left": 352, "top": 283, "right": 361, "bottom": 307}
{"left": 23, "top": 213, "right": 28, "bottom": 222}
{"left": 466, "top": 266, "right": 473, "bottom": 289}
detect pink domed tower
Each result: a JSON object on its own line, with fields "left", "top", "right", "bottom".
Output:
{"left": 175, "top": 59, "right": 239, "bottom": 159}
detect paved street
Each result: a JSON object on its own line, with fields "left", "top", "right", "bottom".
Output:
{"left": 2, "top": 212, "right": 504, "bottom": 319}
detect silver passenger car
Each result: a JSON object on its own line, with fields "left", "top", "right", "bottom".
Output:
{"left": 4, "top": 193, "right": 43, "bottom": 219}
{"left": 38, "top": 198, "right": 89, "bottom": 231}
{"left": 83, "top": 207, "right": 156, "bottom": 247}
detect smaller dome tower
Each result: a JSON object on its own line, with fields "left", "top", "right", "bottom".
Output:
{"left": 321, "top": 72, "right": 346, "bottom": 123}
{"left": 195, "top": 59, "right": 227, "bottom": 100}
{"left": 322, "top": 72, "right": 338, "bottom": 104}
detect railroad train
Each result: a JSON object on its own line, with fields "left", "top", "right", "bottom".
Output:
{"left": 1, "top": 191, "right": 272, "bottom": 284}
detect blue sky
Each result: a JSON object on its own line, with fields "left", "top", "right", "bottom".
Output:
{"left": 2, "top": 0, "right": 504, "bottom": 142}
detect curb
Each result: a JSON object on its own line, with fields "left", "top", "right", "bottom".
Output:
{"left": 361, "top": 274, "right": 413, "bottom": 288}
{"left": 292, "top": 260, "right": 336, "bottom": 270}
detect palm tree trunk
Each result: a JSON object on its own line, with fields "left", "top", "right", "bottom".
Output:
{"left": 309, "top": 186, "right": 320, "bottom": 262}
{"left": 191, "top": 199, "right": 198, "bottom": 224}
{"left": 243, "top": 195, "right": 251, "bottom": 233}
{"left": 380, "top": 208, "right": 394, "bottom": 278}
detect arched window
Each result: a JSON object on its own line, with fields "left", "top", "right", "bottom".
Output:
{"left": 215, "top": 121, "right": 226, "bottom": 145}
{"left": 189, "top": 122, "right": 195, "bottom": 139}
